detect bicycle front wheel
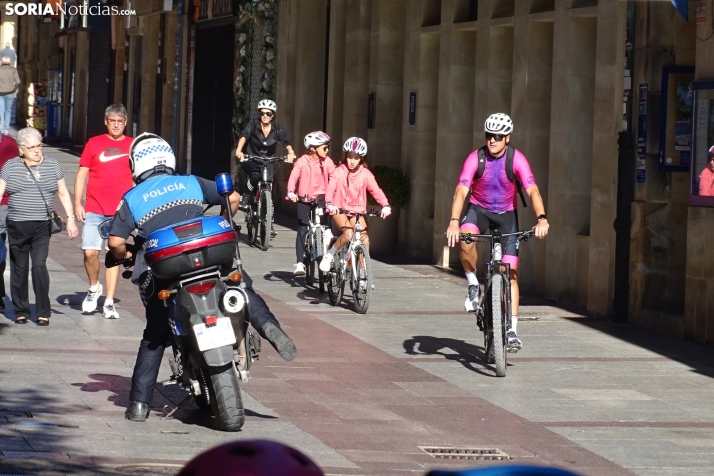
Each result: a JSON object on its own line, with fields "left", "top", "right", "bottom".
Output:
{"left": 259, "top": 190, "right": 272, "bottom": 251}
{"left": 491, "top": 274, "right": 507, "bottom": 377}
{"left": 245, "top": 206, "right": 258, "bottom": 246}
{"left": 352, "top": 244, "right": 372, "bottom": 314}
{"left": 327, "top": 260, "right": 344, "bottom": 306}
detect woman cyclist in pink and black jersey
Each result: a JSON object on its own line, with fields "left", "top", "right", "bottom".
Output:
{"left": 319, "top": 137, "right": 391, "bottom": 272}
{"left": 445, "top": 113, "right": 549, "bottom": 353}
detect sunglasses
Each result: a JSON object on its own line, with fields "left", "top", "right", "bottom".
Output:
{"left": 709, "top": 156, "right": 714, "bottom": 162}
{"left": 259, "top": 111, "right": 274, "bottom": 117}
{"left": 485, "top": 133, "right": 506, "bottom": 142}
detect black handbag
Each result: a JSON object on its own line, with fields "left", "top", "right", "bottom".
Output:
{"left": 22, "top": 160, "right": 65, "bottom": 235}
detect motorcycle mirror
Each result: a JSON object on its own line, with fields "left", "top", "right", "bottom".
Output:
{"left": 98, "top": 217, "right": 113, "bottom": 239}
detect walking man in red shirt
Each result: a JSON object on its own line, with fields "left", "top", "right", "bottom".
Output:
{"left": 0, "top": 116, "right": 17, "bottom": 310}
{"left": 74, "top": 104, "right": 134, "bottom": 318}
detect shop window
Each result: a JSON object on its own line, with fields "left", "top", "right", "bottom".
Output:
{"left": 422, "top": 0, "right": 442, "bottom": 27}
{"left": 453, "top": 0, "right": 478, "bottom": 23}
{"left": 690, "top": 81, "right": 714, "bottom": 206}
{"left": 492, "top": 0, "right": 515, "bottom": 19}
{"left": 571, "top": 0, "right": 598, "bottom": 8}
{"left": 530, "top": 0, "right": 555, "bottom": 14}
{"left": 660, "top": 66, "right": 694, "bottom": 173}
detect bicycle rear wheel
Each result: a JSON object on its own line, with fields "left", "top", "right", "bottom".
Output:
{"left": 491, "top": 274, "right": 507, "bottom": 377}
{"left": 259, "top": 190, "right": 272, "bottom": 251}
{"left": 352, "top": 244, "right": 372, "bottom": 314}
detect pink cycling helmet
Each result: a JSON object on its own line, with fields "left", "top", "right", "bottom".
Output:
{"left": 177, "top": 439, "right": 325, "bottom": 476}
{"left": 342, "top": 137, "right": 368, "bottom": 156}
{"left": 304, "top": 131, "right": 331, "bottom": 149}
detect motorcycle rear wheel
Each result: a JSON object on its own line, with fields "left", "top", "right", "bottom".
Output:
{"left": 207, "top": 363, "right": 245, "bottom": 431}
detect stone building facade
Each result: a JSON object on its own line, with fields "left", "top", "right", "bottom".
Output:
{"left": 276, "top": 0, "right": 714, "bottom": 344}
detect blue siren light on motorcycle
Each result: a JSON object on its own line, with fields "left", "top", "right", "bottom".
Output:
{"left": 215, "top": 173, "right": 234, "bottom": 196}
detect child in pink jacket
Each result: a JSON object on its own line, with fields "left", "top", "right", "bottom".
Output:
{"left": 286, "top": 131, "right": 336, "bottom": 276}
{"left": 319, "top": 137, "right": 391, "bottom": 273}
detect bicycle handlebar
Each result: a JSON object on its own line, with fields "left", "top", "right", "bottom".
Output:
{"left": 336, "top": 208, "right": 381, "bottom": 217}
{"left": 455, "top": 229, "right": 535, "bottom": 244}
{"left": 244, "top": 155, "right": 286, "bottom": 164}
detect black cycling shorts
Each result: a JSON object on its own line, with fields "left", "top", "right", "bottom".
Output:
{"left": 459, "top": 204, "right": 520, "bottom": 264}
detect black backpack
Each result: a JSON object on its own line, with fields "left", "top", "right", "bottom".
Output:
{"left": 475, "top": 145, "right": 528, "bottom": 208}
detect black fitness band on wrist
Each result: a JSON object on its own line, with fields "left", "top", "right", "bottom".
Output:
{"left": 450, "top": 218, "right": 459, "bottom": 221}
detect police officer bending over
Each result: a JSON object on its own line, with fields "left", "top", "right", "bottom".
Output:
{"left": 107, "top": 133, "right": 297, "bottom": 422}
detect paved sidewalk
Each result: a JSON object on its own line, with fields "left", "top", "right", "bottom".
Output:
{"left": 0, "top": 141, "right": 713, "bottom": 475}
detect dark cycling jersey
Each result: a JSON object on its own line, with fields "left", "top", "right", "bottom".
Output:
{"left": 239, "top": 119, "right": 291, "bottom": 157}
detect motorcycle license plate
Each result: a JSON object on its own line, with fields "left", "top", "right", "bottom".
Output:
{"left": 193, "top": 318, "right": 236, "bottom": 351}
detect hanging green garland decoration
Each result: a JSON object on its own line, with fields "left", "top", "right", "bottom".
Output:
{"left": 233, "top": 0, "right": 278, "bottom": 152}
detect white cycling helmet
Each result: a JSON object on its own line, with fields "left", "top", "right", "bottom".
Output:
{"left": 304, "top": 131, "right": 331, "bottom": 149}
{"left": 343, "top": 137, "right": 368, "bottom": 156}
{"left": 257, "top": 99, "right": 277, "bottom": 113}
{"left": 129, "top": 133, "right": 176, "bottom": 183}
{"left": 484, "top": 113, "right": 514, "bottom": 135}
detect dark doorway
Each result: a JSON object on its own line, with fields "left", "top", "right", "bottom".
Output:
{"left": 191, "top": 23, "right": 234, "bottom": 180}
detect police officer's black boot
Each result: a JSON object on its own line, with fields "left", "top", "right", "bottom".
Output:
{"left": 260, "top": 321, "right": 296, "bottom": 361}
{"left": 125, "top": 401, "right": 150, "bottom": 421}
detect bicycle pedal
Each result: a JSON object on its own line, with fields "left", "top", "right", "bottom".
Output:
{"left": 161, "top": 378, "right": 178, "bottom": 386}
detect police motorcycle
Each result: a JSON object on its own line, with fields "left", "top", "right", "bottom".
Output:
{"left": 99, "top": 173, "right": 259, "bottom": 431}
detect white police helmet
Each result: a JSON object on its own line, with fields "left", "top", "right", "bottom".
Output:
{"left": 129, "top": 133, "right": 176, "bottom": 183}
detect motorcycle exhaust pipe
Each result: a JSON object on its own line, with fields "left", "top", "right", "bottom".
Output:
{"left": 221, "top": 289, "right": 245, "bottom": 317}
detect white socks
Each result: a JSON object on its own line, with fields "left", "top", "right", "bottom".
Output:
{"left": 511, "top": 315, "right": 518, "bottom": 334}
{"left": 327, "top": 246, "right": 337, "bottom": 256}
{"left": 465, "top": 272, "right": 479, "bottom": 287}
{"left": 89, "top": 283, "right": 100, "bottom": 292}
{"left": 104, "top": 299, "right": 114, "bottom": 307}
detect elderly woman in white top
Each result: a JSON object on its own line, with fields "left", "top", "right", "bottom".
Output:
{"left": 0, "top": 127, "right": 78, "bottom": 325}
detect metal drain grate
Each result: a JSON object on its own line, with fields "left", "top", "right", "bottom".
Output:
{"left": 0, "top": 409, "right": 33, "bottom": 418}
{"left": 420, "top": 447, "right": 511, "bottom": 460}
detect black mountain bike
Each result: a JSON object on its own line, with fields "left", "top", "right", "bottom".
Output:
{"left": 243, "top": 155, "right": 285, "bottom": 251}
{"left": 459, "top": 229, "right": 534, "bottom": 377}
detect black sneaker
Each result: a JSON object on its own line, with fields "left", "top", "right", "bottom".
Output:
{"left": 260, "top": 321, "right": 296, "bottom": 361}
{"left": 125, "top": 401, "right": 150, "bottom": 422}
{"left": 464, "top": 284, "right": 480, "bottom": 312}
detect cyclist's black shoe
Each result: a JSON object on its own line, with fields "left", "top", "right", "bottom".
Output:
{"left": 238, "top": 194, "right": 250, "bottom": 210}
{"left": 507, "top": 330, "right": 522, "bottom": 353}
{"left": 464, "top": 284, "right": 480, "bottom": 312}
{"left": 260, "top": 321, "right": 297, "bottom": 361}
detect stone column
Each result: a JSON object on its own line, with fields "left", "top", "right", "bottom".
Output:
{"left": 341, "top": 0, "right": 372, "bottom": 141}
{"left": 325, "top": 0, "right": 346, "bottom": 149}
{"left": 400, "top": 1, "right": 438, "bottom": 257}
{"left": 510, "top": 2, "right": 553, "bottom": 294}
{"left": 544, "top": 2, "right": 597, "bottom": 303}
{"left": 685, "top": 5, "right": 714, "bottom": 344}
{"left": 586, "top": 0, "right": 626, "bottom": 316}
{"left": 366, "top": 0, "right": 406, "bottom": 168}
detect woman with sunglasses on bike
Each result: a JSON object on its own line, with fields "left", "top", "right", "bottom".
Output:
{"left": 319, "top": 137, "right": 391, "bottom": 273}
{"left": 445, "top": 113, "right": 549, "bottom": 353}
{"left": 235, "top": 99, "right": 296, "bottom": 238}
{"left": 287, "top": 131, "right": 336, "bottom": 276}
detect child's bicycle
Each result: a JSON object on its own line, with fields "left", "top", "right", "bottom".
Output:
{"left": 458, "top": 229, "right": 534, "bottom": 377}
{"left": 298, "top": 196, "right": 330, "bottom": 292}
{"left": 326, "top": 209, "right": 381, "bottom": 314}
